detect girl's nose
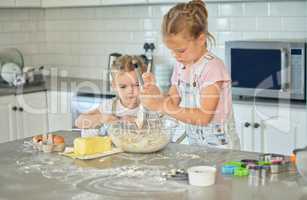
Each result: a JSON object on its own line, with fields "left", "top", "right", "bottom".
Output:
{"left": 128, "top": 86, "right": 134, "bottom": 93}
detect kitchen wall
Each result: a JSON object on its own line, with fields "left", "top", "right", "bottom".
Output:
{"left": 0, "top": 1, "right": 307, "bottom": 79}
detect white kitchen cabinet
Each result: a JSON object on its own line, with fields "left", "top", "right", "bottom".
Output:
{"left": 15, "top": 92, "right": 49, "bottom": 139}
{"left": 233, "top": 103, "right": 262, "bottom": 153}
{"left": 0, "top": 95, "right": 15, "bottom": 143}
{"left": 47, "top": 91, "right": 72, "bottom": 132}
{"left": 0, "top": 92, "right": 48, "bottom": 143}
{"left": 41, "top": 0, "right": 100, "bottom": 8}
{"left": 234, "top": 102, "right": 307, "bottom": 155}
{"left": 15, "top": 0, "right": 41, "bottom": 7}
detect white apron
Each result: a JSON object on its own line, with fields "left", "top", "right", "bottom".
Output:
{"left": 173, "top": 56, "right": 240, "bottom": 149}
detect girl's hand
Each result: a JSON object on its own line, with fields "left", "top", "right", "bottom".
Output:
{"left": 119, "top": 115, "right": 136, "bottom": 123}
{"left": 75, "top": 113, "right": 102, "bottom": 129}
{"left": 142, "top": 72, "right": 155, "bottom": 87}
{"left": 75, "top": 113, "right": 118, "bottom": 128}
{"left": 100, "top": 114, "right": 120, "bottom": 124}
{"left": 141, "top": 83, "right": 163, "bottom": 112}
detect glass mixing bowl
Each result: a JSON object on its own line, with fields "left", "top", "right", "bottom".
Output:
{"left": 108, "top": 117, "right": 177, "bottom": 153}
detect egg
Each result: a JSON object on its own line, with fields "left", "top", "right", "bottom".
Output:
{"left": 32, "top": 135, "right": 43, "bottom": 143}
{"left": 53, "top": 135, "right": 65, "bottom": 144}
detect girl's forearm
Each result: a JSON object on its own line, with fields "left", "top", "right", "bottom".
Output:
{"left": 160, "top": 98, "right": 214, "bottom": 126}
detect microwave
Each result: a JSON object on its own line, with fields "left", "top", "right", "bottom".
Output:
{"left": 225, "top": 40, "right": 307, "bottom": 101}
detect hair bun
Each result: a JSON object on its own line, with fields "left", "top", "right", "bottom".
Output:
{"left": 191, "top": 0, "right": 205, "bottom": 7}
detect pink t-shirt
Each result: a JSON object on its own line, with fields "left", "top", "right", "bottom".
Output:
{"left": 171, "top": 52, "right": 232, "bottom": 123}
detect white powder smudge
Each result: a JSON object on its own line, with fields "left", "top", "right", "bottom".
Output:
{"left": 17, "top": 146, "right": 189, "bottom": 199}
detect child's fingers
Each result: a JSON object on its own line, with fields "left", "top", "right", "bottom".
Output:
{"left": 142, "top": 72, "right": 155, "bottom": 84}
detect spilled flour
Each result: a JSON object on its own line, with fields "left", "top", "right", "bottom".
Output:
{"left": 17, "top": 141, "right": 189, "bottom": 199}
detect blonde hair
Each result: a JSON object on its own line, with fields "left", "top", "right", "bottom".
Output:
{"left": 111, "top": 55, "right": 147, "bottom": 80}
{"left": 162, "top": 0, "right": 215, "bottom": 47}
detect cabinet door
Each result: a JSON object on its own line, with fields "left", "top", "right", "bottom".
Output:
{"left": 255, "top": 104, "right": 296, "bottom": 155}
{"left": 233, "top": 103, "right": 253, "bottom": 152}
{"left": 16, "top": 92, "right": 48, "bottom": 138}
{"left": 295, "top": 107, "right": 307, "bottom": 150}
{"left": 47, "top": 91, "right": 72, "bottom": 132}
{"left": 0, "top": 96, "right": 16, "bottom": 143}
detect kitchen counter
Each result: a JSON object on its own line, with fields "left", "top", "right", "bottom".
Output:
{"left": 1, "top": 131, "right": 307, "bottom": 200}
{"left": 0, "top": 76, "right": 115, "bottom": 97}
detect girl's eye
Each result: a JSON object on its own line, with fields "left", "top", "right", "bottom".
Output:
{"left": 119, "top": 85, "right": 126, "bottom": 89}
{"left": 178, "top": 49, "right": 186, "bottom": 53}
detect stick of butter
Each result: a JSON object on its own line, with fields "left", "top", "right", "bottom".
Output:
{"left": 73, "top": 136, "right": 112, "bottom": 156}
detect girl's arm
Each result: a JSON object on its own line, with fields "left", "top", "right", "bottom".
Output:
{"left": 166, "top": 85, "right": 181, "bottom": 106}
{"left": 75, "top": 108, "right": 118, "bottom": 129}
{"left": 161, "top": 82, "right": 222, "bottom": 126}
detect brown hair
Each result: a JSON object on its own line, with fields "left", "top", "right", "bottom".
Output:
{"left": 162, "top": 0, "right": 215, "bottom": 46}
{"left": 111, "top": 55, "right": 147, "bottom": 80}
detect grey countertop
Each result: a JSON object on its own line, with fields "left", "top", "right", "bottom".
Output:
{"left": 1, "top": 131, "right": 307, "bottom": 200}
{"left": 0, "top": 76, "right": 115, "bottom": 97}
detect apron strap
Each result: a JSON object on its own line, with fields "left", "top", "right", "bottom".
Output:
{"left": 111, "top": 97, "right": 118, "bottom": 116}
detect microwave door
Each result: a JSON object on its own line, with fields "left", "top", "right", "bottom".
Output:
{"left": 230, "top": 48, "right": 290, "bottom": 99}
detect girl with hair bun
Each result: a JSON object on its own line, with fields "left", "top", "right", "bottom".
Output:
{"left": 141, "top": 0, "right": 240, "bottom": 149}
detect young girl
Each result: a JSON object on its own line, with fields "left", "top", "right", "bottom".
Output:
{"left": 141, "top": 0, "right": 240, "bottom": 149}
{"left": 75, "top": 55, "right": 147, "bottom": 130}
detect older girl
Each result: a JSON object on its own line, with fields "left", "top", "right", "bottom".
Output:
{"left": 141, "top": 0, "right": 240, "bottom": 149}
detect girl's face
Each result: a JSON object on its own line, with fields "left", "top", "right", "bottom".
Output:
{"left": 112, "top": 71, "right": 140, "bottom": 108}
{"left": 163, "top": 32, "right": 206, "bottom": 66}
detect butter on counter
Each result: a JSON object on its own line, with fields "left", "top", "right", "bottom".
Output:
{"left": 73, "top": 136, "right": 112, "bottom": 155}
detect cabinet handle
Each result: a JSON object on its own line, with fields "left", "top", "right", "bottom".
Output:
{"left": 254, "top": 123, "right": 260, "bottom": 128}
{"left": 12, "top": 106, "right": 18, "bottom": 111}
{"left": 244, "top": 122, "right": 251, "bottom": 127}
{"left": 19, "top": 107, "right": 24, "bottom": 112}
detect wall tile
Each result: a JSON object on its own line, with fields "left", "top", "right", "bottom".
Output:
{"left": 61, "top": 7, "right": 96, "bottom": 20}
{"left": 282, "top": 17, "right": 307, "bottom": 32}
{"left": 244, "top": 2, "right": 268, "bottom": 17}
{"left": 230, "top": 17, "right": 257, "bottom": 32}
{"left": 131, "top": 31, "right": 159, "bottom": 43}
{"left": 215, "top": 18, "right": 230, "bottom": 31}
{"left": 0, "top": 9, "right": 14, "bottom": 21}
{"left": 131, "top": 5, "right": 153, "bottom": 18}
{"left": 45, "top": 32, "right": 79, "bottom": 43}
{"left": 0, "top": 33, "right": 11, "bottom": 44}
{"left": 242, "top": 32, "right": 270, "bottom": 40}
{"left": 12, "top": 9, "right": 30, "bottom": 21}
{"left": 151, "top": 5, "right": 172, "bottom": 18}
{"left": 29, "top": 9, "right": 45, "bottom": 20}
{"left": 0, "top": 2, "right": 306, "bottom": 79}
{"left": 269, "top": 1, "right": 306, "bottom": 17}
{"left": 11, "top": 33, "right": 30, "bottom": 44}
{"left": 269, "top": 32, "right": 307, "bottom": 40}
{"left": 45, "top": 9, "right": 63, "bottom": 20}
{"left": 207, "top": 3, "right": 219, "bottom": 17}
{"left": 218, "top": 32, "right": 243, "bottom": 45}
{"left": 257, "top": 17, "right": 282, "bottom": 31}
{"left": 96, "top": 6, "right": 132, "bottom": 19}
{"left": 219, "top": 3, "right": 244, "bottom": 17}
{"left": 1, "top": 22, "right": 21, "bottom": 32}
